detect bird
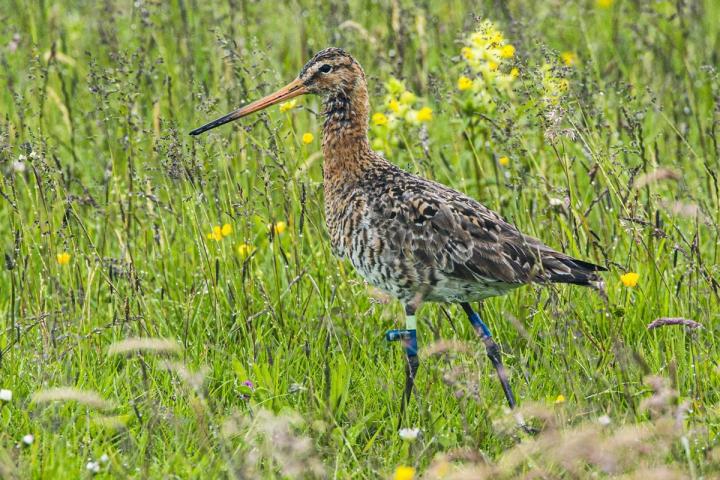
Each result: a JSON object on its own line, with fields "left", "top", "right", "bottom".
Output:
{"left": 190, "top": 47, "right": 606, "bottom": 422}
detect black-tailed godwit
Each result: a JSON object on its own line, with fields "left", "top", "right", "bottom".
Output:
{"left": 190, "top": 48, "right": 605, "bottom": 421}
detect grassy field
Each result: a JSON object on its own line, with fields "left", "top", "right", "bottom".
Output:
{"left": 1, "top": 0, "right": 720, "bottom": 478}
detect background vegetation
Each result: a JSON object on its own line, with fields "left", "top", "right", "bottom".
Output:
{"left": 1, "top": 0, "right": 719, "bottom": 477}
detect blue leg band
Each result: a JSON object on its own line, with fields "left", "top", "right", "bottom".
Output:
{"left": 385, "top": 329, "right": 418, "bottom": 357}
{"left": 468, "top": 311, "right": 493, "bottom": 338}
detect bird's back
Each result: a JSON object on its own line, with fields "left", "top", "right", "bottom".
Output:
{"left": 325, "top": 156, "right": 604, "bottom": 304}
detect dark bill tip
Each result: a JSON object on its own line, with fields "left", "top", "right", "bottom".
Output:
{"left": 189, "top": 110, "right": 242, "bottom": 136}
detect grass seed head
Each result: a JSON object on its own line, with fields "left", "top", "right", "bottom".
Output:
{"left": 32, "top": 387, "right": 114, "bottom": 411}
{"left": 107, "top": 337, "right": 182, "bottom": 356}
{"left": 647, "top": 317, "right": 703, "bottom": 330}
{"left": 633, "top": 168, "right": 681, "bottom": 189}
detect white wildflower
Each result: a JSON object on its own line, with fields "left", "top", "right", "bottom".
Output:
{"left": 0, "top": 389, "right": 12, "bottom": 401}
{"left": 8, "top": 33, "right": 21, "bottom": 53}
{"left": 12, "top": 160, "right": 26, "bottom": 173}
{"left": 598, "top": 414, "right": 612, "bottom": 426}
{"left": 86, "top": 461, "right": 100, "bottom": 473}
{"left": 398, "top": 427, "right": 421, "bottom": 442}
{"left": 22, "top": 434, "right": 34, "bottom": 445}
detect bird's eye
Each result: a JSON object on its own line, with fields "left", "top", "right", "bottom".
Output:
{"left": 319, "top": 64, "right": 332, "bottom": 74}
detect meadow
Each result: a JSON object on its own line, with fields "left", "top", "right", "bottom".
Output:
{"left": 1, "top": 0, "right": 719, "bottom": 478}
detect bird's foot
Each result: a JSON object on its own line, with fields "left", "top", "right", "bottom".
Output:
{"left": 460, "top": 303, "right": 520, "bottom": 410}
{"left": 481, "top": 336, "right": 516, "bottom": 409}
{"left": 386, "top": 328, "right": 419, "bottom": 427}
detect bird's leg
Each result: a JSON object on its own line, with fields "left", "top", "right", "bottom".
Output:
{"left": 385, "top": 305, "right": 419, "bottom": 427}
{"left": 460, "top": 303, "right": 516, "bottom": 409}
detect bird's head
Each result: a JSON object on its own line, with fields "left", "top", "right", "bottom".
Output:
{"left": 190, "top": 48, "right": 364, "bottom": 136}
{"left": 297, "top": 47, "right": 364, "bottom": 95}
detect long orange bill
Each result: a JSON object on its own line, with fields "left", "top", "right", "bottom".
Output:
{"left": 189, "top": 78, "right": 308, "bottom": 136}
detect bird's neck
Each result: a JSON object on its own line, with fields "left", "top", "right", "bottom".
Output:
{"left": 321, "top": 80, "right": 379, "bottom": 182}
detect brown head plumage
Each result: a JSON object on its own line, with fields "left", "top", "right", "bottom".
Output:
{"left": 189, "top": 47, "right": 366, "bottom": 136}
{"left": 298, "top": 47, "right": 365, "bottom": 95}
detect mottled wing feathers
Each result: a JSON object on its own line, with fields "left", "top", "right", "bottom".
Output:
{"left": 370, "top": 167, "right": 604, "bottom": 288}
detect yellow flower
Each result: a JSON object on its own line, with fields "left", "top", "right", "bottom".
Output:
{"left": 510, "top": 67, "right": 519, "bottom": 78}
{"left": 498, "top": 156, "right": 510, "bottom": 167}
{"left": 461, "top": 47, "right": 474, "bottom": 60}
{"left": 268, "top": 221, "right": 287, "bottom": 235}
{"left": 237, "top": 243, "right": 255, "bottom": 259}
{"left": 488, "top": 61, "right": 499, "bottom": 71}
{"left": 399, "top": 91, "right": 416, "bottom": 105}
{"left": 417, "top": 107, "right": 432, "bottom": 122}
{"left": 457, "top": 76, "right": 473, "bottom": 91}
{"left": 387, "top": 77, "right": 406, "bottom": 96}
{"left": 471, "top": 21, "right": 504, "bottom": 48}
{"left": 596, "top": 0, "right": 613, "bottom": 7}
{"left": 500, "top": 44, "right": 515, "bottom": 58}
{"left": 302, "top": 133, "right": 314, "bottom": 144}
{"left": 221, "top": 224, "right": 232, "bottom": 237}
{"left": 388, "top": 98, "right": 400, "bottom": 113}
{"left": 56, "top": 252, "right": 71, "bottom": 265}
{"left": 279, "top": 100, "right": 297, "bottom": 112}
{"left": 207, "top": 226, "right": 223, "bottom": 242}
{"left": 560, "top": 51, "right": 577, "bottom": 66}
{"left": 393, "top": 466, "right": 415, "bottom": 480}
{"left": 372, "top": 112, "right": 388, "bottom": 126}
{"left": 488, "top": 31, "right": 504, "bottom": 46}
{"left": 555, "top": 394, "right": 566, "bottom": 404}
{"left": 620, "top": 272, "right": 639, "bottom": 288}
